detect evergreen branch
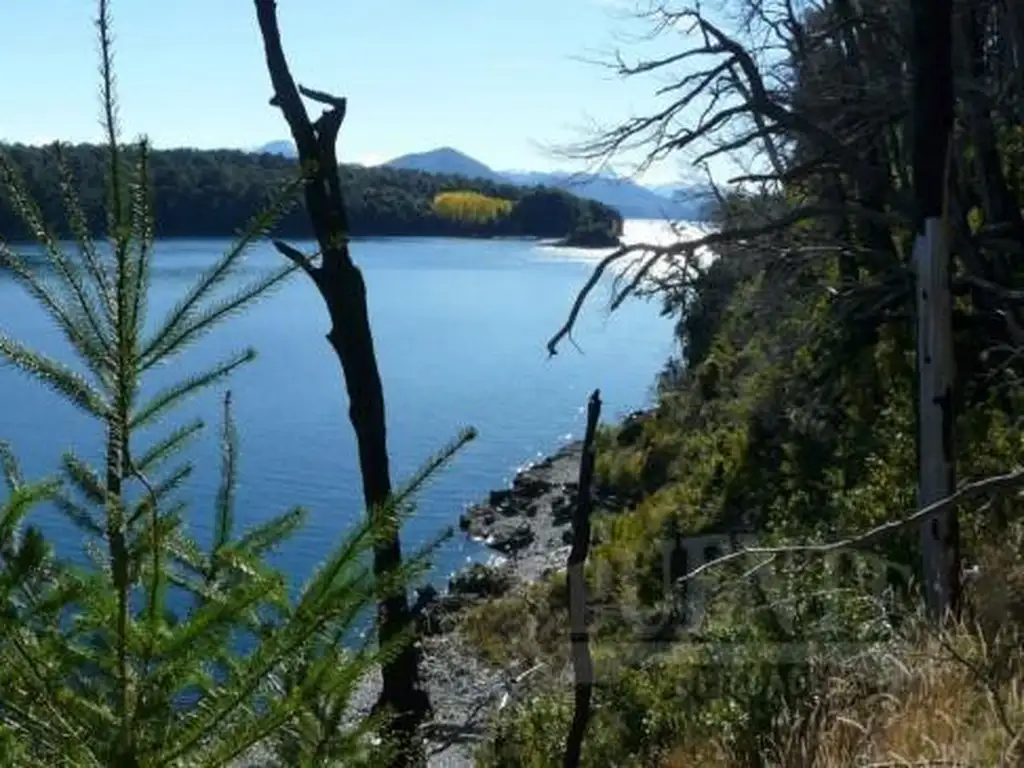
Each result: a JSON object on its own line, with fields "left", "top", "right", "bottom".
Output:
{"left": 165, "top": 521, "right": 409, "bottom": 760}
{"left": 0, "top": 334, "right": 109, "bottom": 417}
{"left": 52, "top": 143, "right": 116, "bottom": 320}
{"left": 126, "top": 504, "right": 183, "bottom": 567}
{"left": 128, "top": 463, "right": 192, "bottom": 526}
{"left": 154, "top": 571, "right": 281, "bottom": 671}
{"left": 0, "top": 698, "right": 82, "bottom": 765}
{"left": 163, "top": 530, "right": 210, "bottom": 579}
{"left": 129, "top": 349, "right": 256, "bottom": 430}
{"left": 135, "top": 419, "right": 204, "bottom": 474}
{"left": 3, "top": 629, "right": 98, "bottom": 762}
{"left": 0, "top": 243, "right": 112, "bottom": 383}
{"left": 203, "top": 641, "right": 374, "bottom": 767}
{"left": 233, "top": 508, "right": 307, "bottom": 561}
{"left": 141, "top": 263, "right": 297, "bottom": 371}
{"left": 293, "top": 527, "right": 377, "bottom": 623}
{"left": 139, "top": 177, "right": 302, "bottom": 366}
{"left": 127, "top": 139, "right": 155, "bottom": 342}
{"left": 381, "top": 427, "right": 477, "bottom": 520}
{"left": 61, "top": 453, "right": 108, "bottom": 506}
{"left": 52, "top": 494, "right": 105, "bottom": 538}
{"left": 125, "top": 472, "right": 176, "bottom": 676}
{"left": 0, "top": 483, "right": 59, "bottom": 554}
{"left": 97, "top": 0, "right": 127, "bottom": 242}
{"left": 215, "top": 392, "right": 238, "bottom": 557}
{"left": 0, "top": 151, "right": 113, "bottom": 358}
{"left": 164, "top": 570, "right": 379, "bottom": 764}
{"left": 150, "top": 462, "right": 192, "bottom": 503}
{"left": 51, "top": 142, "right": 118, "bottom": 336}
{"left": 0, "top": 441, "right": 24, "bottom": 492}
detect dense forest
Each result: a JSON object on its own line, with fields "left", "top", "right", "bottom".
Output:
{"left": 0, "top": 142, "right": 622, "bottom": 245}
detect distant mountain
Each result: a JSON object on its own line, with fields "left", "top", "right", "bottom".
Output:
{"left": 500, "top": 170, "right": 707, "bottom": 221}
{"left": 385, "top": 147, "right": 504, "bottom": 183}
{"left": 650, "top": 183, "right": 695, "bottom": 200}
{"left": 255, "top": 139, "right": 297, "bottom": 158}
{"left": 250, "top": 142, "right": 712, "bottom": 220}
{"left": 650, "top": 183, "right": 715, "bottom": 217}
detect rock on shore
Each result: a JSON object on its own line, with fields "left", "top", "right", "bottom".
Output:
{"left": 459, "top": 441, "right": 583, "bottom": 583}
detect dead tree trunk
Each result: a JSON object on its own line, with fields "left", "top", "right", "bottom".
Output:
{"left": 564, "top": 390, "right": 602, "bottom": 768}
{"left": 910, "top": 0, "right": 960, "bottom": 621}
{"left": 253, "top": 2, "right": 429, "bottom": 762}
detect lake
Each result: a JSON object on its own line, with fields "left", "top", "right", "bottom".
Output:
{"left": 0, "top": 227, "right": 677, "bottom": 586}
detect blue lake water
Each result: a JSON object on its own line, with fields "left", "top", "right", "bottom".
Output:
{"left": 0, "top": 234, "right": 675, "bottom": 586}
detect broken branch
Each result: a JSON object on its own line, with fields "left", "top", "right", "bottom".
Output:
{"left": 677, "top": 468, "right": 1024, "bottom": 587}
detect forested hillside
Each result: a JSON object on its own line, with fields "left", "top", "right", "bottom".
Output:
{"left": 0, "top": 143, "right": 622, "bottom": 244}
{"left": 467, "top": 0, "right": 1024, "bottom": 764}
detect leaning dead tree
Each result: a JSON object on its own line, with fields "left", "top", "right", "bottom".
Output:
{"left": 908, "top": 0, "right": 959, "bottom": 620}
{"left": 253, "top": 1, "right": 430, "bottom": 762}
{"left": 563, "top": 390, "right": 602, "bottom": 768}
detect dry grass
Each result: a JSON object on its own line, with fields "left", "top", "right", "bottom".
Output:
{"left": 661, "top": 632, "right": 1023, "bottom": 767}
{"left": 662, "top": 538, "right": 1024, "bottom": 768}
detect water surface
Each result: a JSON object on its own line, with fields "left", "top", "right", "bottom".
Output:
{"left": 0, "top": 232, "right": 675, "bottom": 584}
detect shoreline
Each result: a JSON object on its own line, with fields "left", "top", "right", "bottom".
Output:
{"left": 456, "top": 440, "right": 584, "bottom": 584}
{"left": 237, "top": 413, "right": 650, "bottom": 767}
{"left": 453, "top": 407, "right": 651, "bottom": 587}
{"left": 330, "top": 441, "right": 592, "bottom": 768}
{"left": 1, "top": 232, "right": 622, "bottom": 251}
{"left": 402, "top": 411, "right": 649, "bottom": 765}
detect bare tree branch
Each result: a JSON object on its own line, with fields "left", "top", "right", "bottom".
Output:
{"left": 677, "top": 468, "right": 1024, "bottom": 588}
{"left": 272, "top": 239, "right": 319, "bottom": 281}
{"left": 547, "top": 202, "right": 900, "bottom": 357}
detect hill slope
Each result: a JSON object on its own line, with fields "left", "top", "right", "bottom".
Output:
{"left": 0, "top": 144, "right": 620, "bottom": 245}
{"left": 502, "top": 169, "right": 708, "bottom": 220}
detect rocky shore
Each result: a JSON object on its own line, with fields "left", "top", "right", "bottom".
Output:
{"left": 239, "top": 417, "right": 648, "bottom": 767}
{"left": 350, "top": 441, "right": 600, "bottom": 766}
{"left": 458, "top": 441, "right": 584, "bottom": 580}
{"left": 402, "top": 413, "right": 650, "bottom": 765}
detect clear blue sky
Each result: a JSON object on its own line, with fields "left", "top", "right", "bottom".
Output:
{"left": 0, "top": 0, "right": 716, "bottom": 185}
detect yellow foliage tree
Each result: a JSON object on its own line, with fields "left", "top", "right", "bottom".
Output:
{"left": 433, "top": 190, "right": 513, "bottom": 224}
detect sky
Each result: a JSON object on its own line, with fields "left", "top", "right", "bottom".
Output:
{"left": 0, "top": 0, "right": 723, "bottom": 186}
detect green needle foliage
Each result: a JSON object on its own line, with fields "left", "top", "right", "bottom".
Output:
{"left": 0, "top": 1, "right": 474, "bottom": 765}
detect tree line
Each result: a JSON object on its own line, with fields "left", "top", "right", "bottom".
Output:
{"left": 0, "top": 142, "right": 622, "bottom": 244}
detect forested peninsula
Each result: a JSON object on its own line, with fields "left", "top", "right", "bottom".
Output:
{"left": 0, "top": 143, "right": 622, "bottom": 246}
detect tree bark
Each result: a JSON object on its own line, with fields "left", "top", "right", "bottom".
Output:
{"left": 253, "top": 2, "right": 429, "bottom": 763}
{"left": 910, "top": 0, "right": 960, "bottom": 622}
{"left": 564, "top": 390, "right": 601, "bottom": 768}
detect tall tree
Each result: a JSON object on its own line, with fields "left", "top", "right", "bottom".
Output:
{"left": 910, "top": 0, "right": 959, "bottom": 620}
{"left": 252, "top": 2, "right": 431, "bottom": 764}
